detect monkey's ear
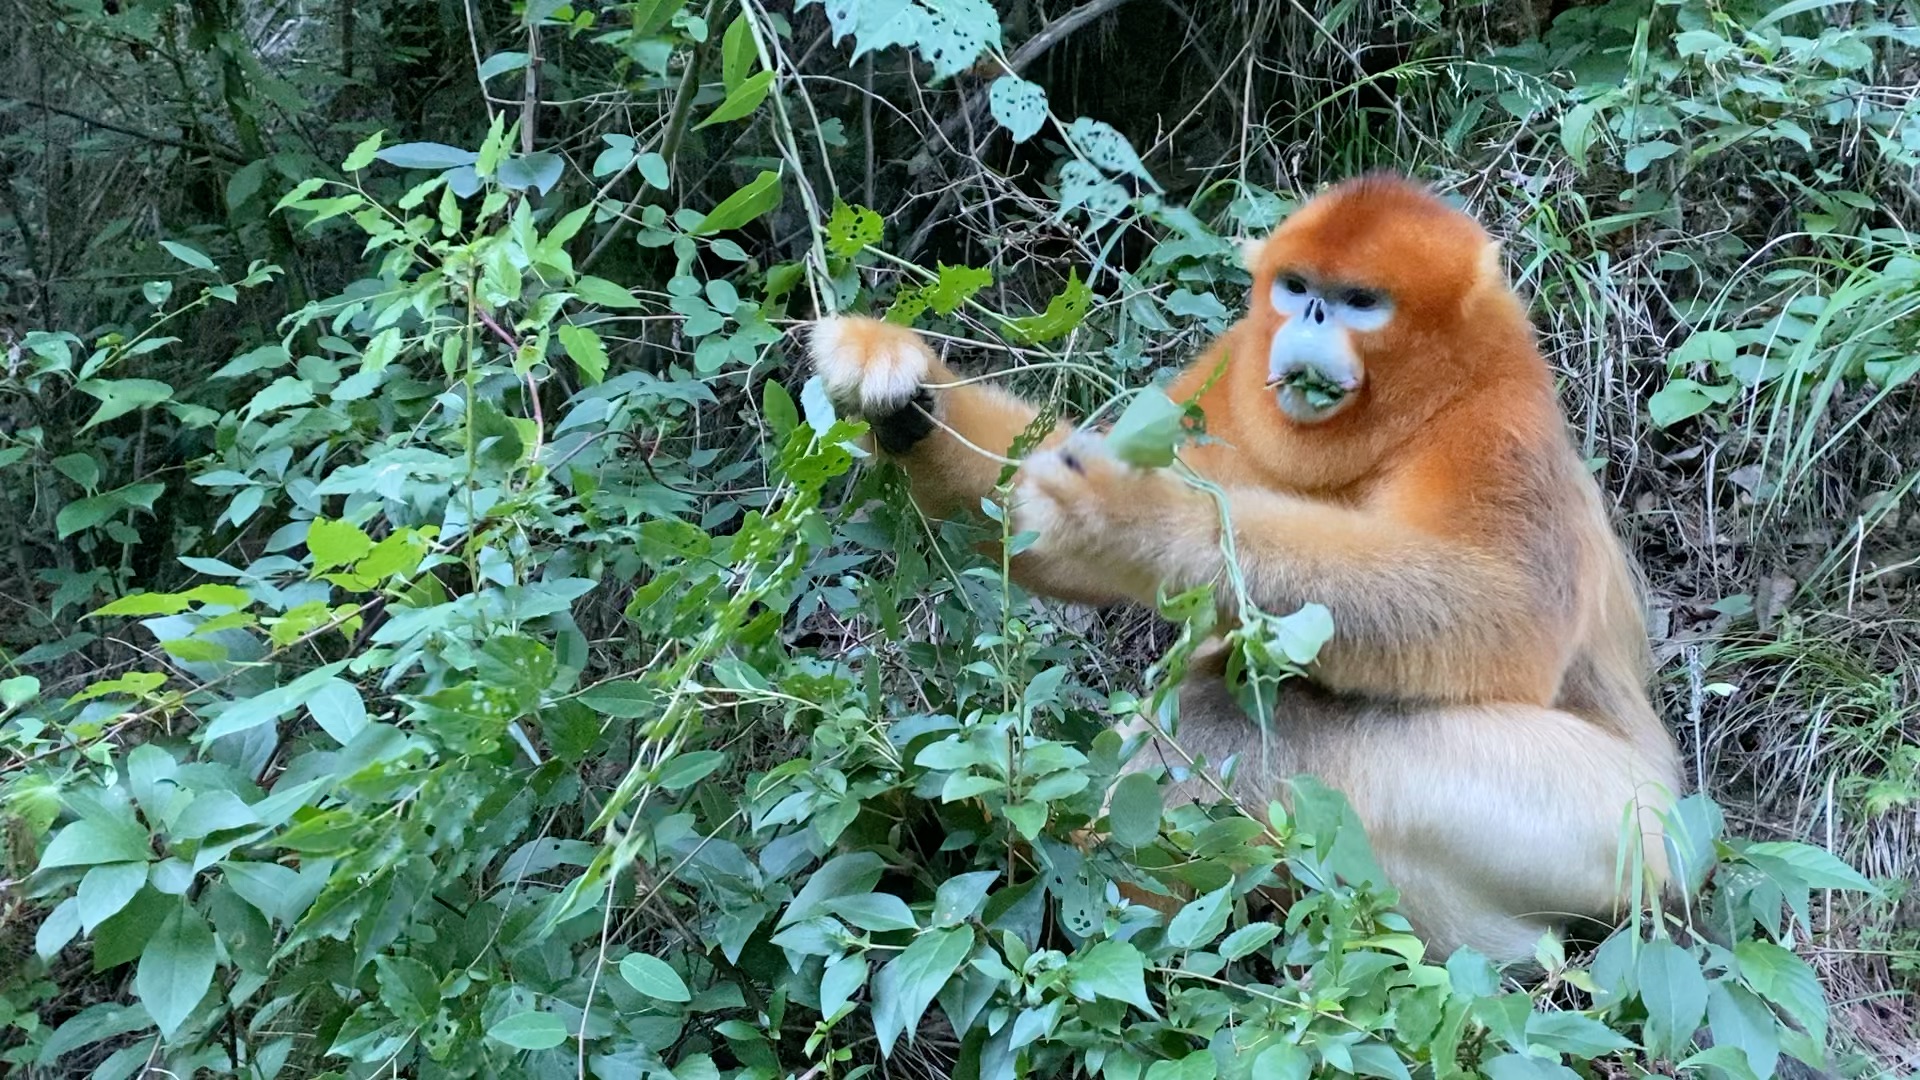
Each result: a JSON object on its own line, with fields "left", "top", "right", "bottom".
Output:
{"left": 1237, "top": 236, "right": 1267, "bottom": 272}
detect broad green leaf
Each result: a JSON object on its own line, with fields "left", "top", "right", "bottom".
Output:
{"left": 825, "top": 893, "right": 919, "bottom": 932}
{"left": 933, "top": 871, "right": 999, "bottom": 927}
{"left": 1525, "top": 1010, "right": 1636, "bottom": 1056}
{"left": 820, "top": 953, "right": 868, "bottom": 1018}
{"left": 1220, "top": 922, "right": 1282, "bottom": 961}
{"left": 1108, "top": 388, "right": 1184, "bottom": 468}
{"left": 76, "top": 863, "right": 149, "bottom": 934}
{"left": 1166, "top": 886, "right": 1230, "bottom": 949}
{"left": 1067, "top": 117, "right": 1154, "bottom": 182}
{"left": 374, "top": 955, "right": 442, "bottom": 1027}
{"left": 486, "top": 1010, "right": 570, "bottom": 1050}
{"left": 692, "top": 170, "right": 782, "bottom": 235}
{"left": 159, "top": 240, "right": 216, "bottom": 272}
{"left": 90, "top": 592, "right": 193, "bottom": 618}
{"left": 871, "top": 925, "right": 973, "bottom": 1055}
{"left": 559, "top": 324, "right": 611, "bottom": 384}
{"left": 927, "top": 263, "right": 992, "bottom": 315}
{"left": 376, "top": 142, "right": 480, "bottom": 170}
{"left": 1637, "top": 937, "right": 1709, "bottom": 1060}
{"left": 1068, "top": 939, "right": 1154, "bottom": 1012}
{"left": 656, "top": 749, "right": 726, "bottom": 790}
{"left": 1708, "top": 981, "right": 1781, "bottom": 1079}
{"left": 477, "top": 51, "right": 530, "bottom": 81}
{"left": 39, "top": 816, "right": 153, "bottom": 870}
{"left": 307, "top": 678, "right": 368, "bottom": 745}
{"left": 721, "top": 14, "right": 757, "bottom": 89}
{"left": 1740, "top": 841, "right": 1876, "bottom": 893}
{"left": 780, "top": 851, "right": 887, "bottom": 928}
{"left": 160, "top": 637, "right": 228, "bottom": 663}
{"left": 695, "top": 69, "right": 774, "bottom": 129}
{"left": 1251, "top": 1043, "right": 1311, "bottom": 1080}
{"left": 989, "top": 75, "right": 1047, "bottom": 142}
{"left": 78, "top": 378, "right": 174, "bottom": 432}
{"left": 1, "top": 675, "right": 40, "bottom": 708}
{"left": 574, "top": 275, "right": 642, "bottom": 308}
{"left": 307, "top": 517, "right": 374, "bottom": 573}
{"left": 636, "top": 152, "right": 669, "bottom": 189}
{"left": 1108, "top": 772, "right": 1163, "bottom": 847}
{"left": 1480, "top": 1053, "right": 1583, "bottom": 1080}
{"left": 341, "top": 129, "right": 384, "bottom": 171}
{"left": 620, "top": 953, "right": 692, "bottom": 1002}
{"left": 135, "top": 902, "right": 217, "bottom": 1036}
{"left": 578, "top": 680, "right": 653, "bottom": 718}
{"left": 1735, "top": 940, "right": 1827, "bottom": 1045}
{"left": 36, "top": 897, "right": 82, "bottom": 959}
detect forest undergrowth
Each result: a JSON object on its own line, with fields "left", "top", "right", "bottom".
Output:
{"left": 0, "top": 0, "right": 1916, "bottom": 1077}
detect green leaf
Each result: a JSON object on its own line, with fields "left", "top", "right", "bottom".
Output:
{"left": 76, "top": 863, "right": 149, "bottom": 934}
{"left": 1220, "top": 922, "right": 1281, "bottom": 961}
{"left": 1109, "top": 388, "right": 1185, "bottom": 468}
{"left": 39, "top": 816, "right": 152, "bottom": 870}
{"left": 620, "top": 953, "right": 693, "bottom": 1002}
{"left": 1004, "top": 268, "right": 1092, "bottom": 345}
{"left": 1068, "top": 939, "right": 1154, "bottom": 1013}
{"left": 825, "top": 893, "right": 919, "bottom": 932}
{"left": 90, "top": 592, "right": 193, "bottom": 618}
{"left": 989, "top": 75, "right": 1047, "bottom": 142}
{"left": 933, "top": 871, "right": 999, "bottom": 927}
{"left": 721, "top": 14, "right": 759, "bottom": 90}
{"left": 820, "top": 953, "right": 868, "bottom": 1018}
{"left": 1251, "top": 1044, "right": 1311, "bottom": 1080}
{"left": 927, "top": 263, "right": 992, "bottom": 315}
{"left": 1108, "top": 772, "right": 1163, "bottom": 847}
{"left": 1067, "top": 117, "right": 1154, "bottom": 182}
{"left": 1525, "top": 1010, "right": 1637, "bottom": 1056}
{"left": 577, "top": 679, "right": 653, "bottom": 718}
{"left": 1648, "top": 379, "right": 1719, "bottom": 427}
{"left": 656, "top": 749, "right": 726, "bottom": 790}
{"left": 307, "top": 516, "right": 374, "bottom": 573}
{"left": 1624, "top": 139, "right": 1681, "bottom": 174}
{"left": 1, "top": 675, "right": 39, "bottom": 708}
{"left": 487, "top": 1010, "right": 570, "bottom": 1050}
{"left": 376, "top": 142, "right": 480, "bottom": 170}
{"left": 78, "top": 378, "right": 174, "bottom": 432}
{"left": 159, "top": 240, "right": 216, "bottom": 272}
{"left": 781, "top": 851, "right": 887, "bottom": 928}
{"left": 308, "top": 678, "right": 368, "bottom": 745}
{"left": 1741, "top": 840, "right": 1877, "bottom": 893}
{"left": 135, "top": 902, "right": 217, "bottom": 1036}
{"left": 636, "top": 152, "right": 670, "bottom": 189}
{"left": 374, "top": 955, "right": 443, "bottom": 1027}
{"left": 341, "top": 129, "right": 384, "bottom": 171}
{"left": 695, "top": 70, "right": 775, "bottom": 129}
{"left": 1480, "top": 1053, "right": 1583, "bottom": 1080}
{"left": 1735, "top": 940, "right": 1827, "bottom": 1046}
{"left": 559, "top": 324, "right": 611, "bottom": 384}
{"left": 574, "top": 275, "right": 642, "bottom": 308}
{"left": 871, "top": 925, "right": 973, "bottom": 1056}
{"left": 1166, "top": 886, "right": 1230, "bottom": 949}
{"left": 1637, "top": 937, "right": 1709, "bottom": 1060}
{"left": 826, "top": 200, "right": 883, "bottom": 259}
{"left": 1708, "top": 981, "right": 1781, "bottom": 1079}
{"left": 477, "top": 51, "right": 530, "bottom": 81}
{"left": 692, "top": 170, "right": 782, "bottom": 235}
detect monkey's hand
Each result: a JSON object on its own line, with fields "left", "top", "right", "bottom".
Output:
{"left": 807, "top": 316, "right": 940, "bottom": 454}
{"left": 1012, "top": 431, "right": 1207, "bottom": 587}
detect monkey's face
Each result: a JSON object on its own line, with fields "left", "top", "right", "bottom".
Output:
{"left": 1244, "top": 174, "right": 1495, "bottom": 427}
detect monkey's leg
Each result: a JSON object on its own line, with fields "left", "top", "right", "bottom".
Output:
{"left": 1128, "top": 679, "right": 1675, "bottom": 965}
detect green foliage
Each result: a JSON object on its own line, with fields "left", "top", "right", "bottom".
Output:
{"left": 1, "top": 0, "right": 1910, "bottom": 1077}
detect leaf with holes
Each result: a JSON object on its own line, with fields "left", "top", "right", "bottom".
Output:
{"left": 1057, "top": 160, "right": 1130, "bottom": 228}
{"left": 826, "top": 200, "right": 883, "bottom": 258}
{"left": 916, "top": 0, "right": 1001, "bottom": 80}
{"left": 990, "top": 75, "right": 1047, "bottom": 142}
{"left": 927, "top": 263, "right": 991, "bottom": 315}
{"left": 1067, "top": 117, "right": 1154, "bottom": 184}
{"left": 1005, "top": 268, "right": 1092, "bottom": 345}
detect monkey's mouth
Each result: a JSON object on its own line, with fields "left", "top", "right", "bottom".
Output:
{"left": 1266, "top": 364, "right": 1359, "bottom": 419}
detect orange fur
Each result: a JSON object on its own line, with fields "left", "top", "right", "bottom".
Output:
{"left": 807, "top": 174, "right": 1682, "bottom": 965}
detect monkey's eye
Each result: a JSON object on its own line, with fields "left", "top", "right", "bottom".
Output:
{"left": 1343, "top": 289, "right": 1381, "bottom": 311}
{"left": 1280, "top": 275, "right": 1309, "bottom": 296}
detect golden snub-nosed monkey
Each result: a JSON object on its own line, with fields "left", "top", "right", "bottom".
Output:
{"left": 805, "top": 173, "right": 1682, "bottom": 965}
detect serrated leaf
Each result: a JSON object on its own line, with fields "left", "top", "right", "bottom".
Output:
{"left": 486, "top": 1010, "right": 570, "bottom": 1050}
{"left": 1735, "top": 940, "right": 1827, "bottom": 1045}
{"left": 989, "top": 75, "right": 1047, "bottom": 142}
{"left": 620, "top": 953, "right": 692, "bottom": 1002}
{"left": 559, "top": 324, "right": 611, "bottom": 384}
{"left": 135, "top": 903, "right": 216, "bottom": 1036}
{"left": 159, "top": 240, "right": 216, "bottom": 272}
{"left": 696, "top": 69, "right": 774, "bottom": 129}
{"left": 375, "top": 954, "right": 442, "bottom": 1027}
{"left": 341, "top": 130, "right": 384, "bottom": 171}
{"left": 826, "top": 200, "right": 883, "bottom": 258}
{"left": 1005, "top": 268, "right": 1092, "bottom": 345}
{"left": 928, "top": 263, "right": 991, "bottom": 315}
{"left": 1219, "top": 922, "right": 1281, "bottom": 961}
{"left": 1741, "top": 840, "right": 1877, "bottom": 893}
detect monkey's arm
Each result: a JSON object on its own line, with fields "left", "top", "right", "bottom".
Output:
{"left": 808, "top": 317, "right": 1072, "bottom": 522}
{"left": 1013, "top": 434, "right": 1571, "bottom": 703}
